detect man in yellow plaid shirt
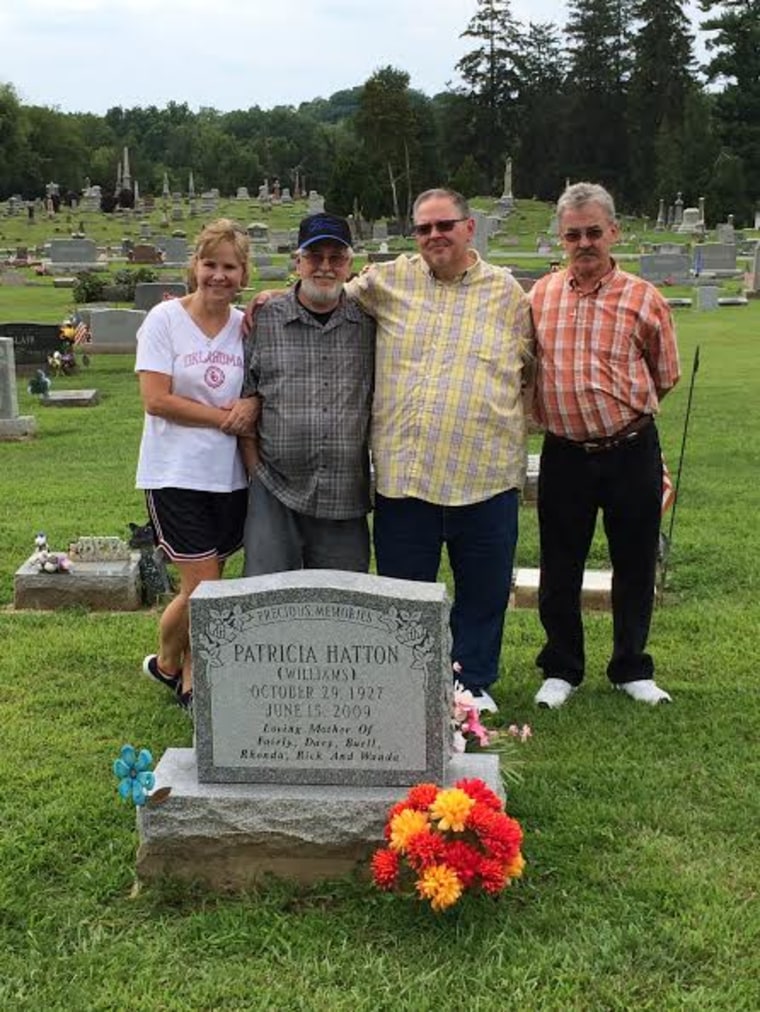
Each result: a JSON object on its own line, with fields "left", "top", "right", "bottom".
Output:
{"left": 347, "top": 188, "right": 533, "bottom": 713}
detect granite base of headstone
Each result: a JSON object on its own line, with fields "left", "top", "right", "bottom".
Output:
{"left": 14, "top": 553, "right": 141, "bottom": 610}
{"left": 136, "top": 570, "right": 503, "bottom": 890}
{"left": 513, "top": 567, "right": 612, "bottom": 611}
{"left": 136, "top": 748, "right": 500, "bottom": 890}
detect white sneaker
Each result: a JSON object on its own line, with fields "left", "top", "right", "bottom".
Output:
{"left": 534, "top": 677, "right": 576, "bottom": 709}
{"left": 617, "top": 680, "right": 672, "bottom": 705}
{"left": 470, "top": 689, "right": 498, "bottom": 714}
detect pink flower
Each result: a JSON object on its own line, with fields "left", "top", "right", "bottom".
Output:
{"left": 507, "top": 723, "right": 533, "bottom": 742}
{"left": 461, "top": 708, "right": 490, "bottom": 747}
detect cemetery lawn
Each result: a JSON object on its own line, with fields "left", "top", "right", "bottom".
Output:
{"left": 1, "top": 305, "right": 759, "bottom": 1011}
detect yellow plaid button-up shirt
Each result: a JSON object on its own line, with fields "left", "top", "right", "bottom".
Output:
{"left": 347, "top": 251, "right": 533, "bottom": 507}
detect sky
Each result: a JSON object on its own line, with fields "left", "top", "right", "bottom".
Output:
{"left": 2, "top": 1, "right": 706, "bottom": 117}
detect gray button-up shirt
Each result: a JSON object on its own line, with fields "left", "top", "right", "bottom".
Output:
{"left": 244, "top": 287, "right": 375, "bottom": 519}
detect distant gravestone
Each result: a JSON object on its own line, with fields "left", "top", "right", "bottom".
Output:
{"left": 257, "top": 265, "right": 289, "bottom": 281}
{"left": 522, "top": 453, "right": 540, "bottom": 504}
{"left": 14, "top": 553, "right": 141, "bottom": 610}
{"left": 514, "top": 568, "right": 611, "bottom": 610}
{"left": 716, "top": 223, "right": 735, "bottom": 245}
{"left": 89, "top": 308, "right": 146, "bottom": 347}
{"left": 749, "top": 243, "right": 760, "bottom": 296}
{"left": 134, "top": 282, "right": 187, "bottom": 312}
{"left": 372, "top": 221, "right": 388, "bottom": 242}
{"left": 307, "top": 191, "right": 325, "bottom": 215}
{"left": 471, "top": 210, "right": 488, "bottom": 259}
{"left": 47, "top": 238, "right": 97, "bottom": 264}
{"left": 247, "top": 222, "right": 269, "bottom": 243}
{"left": 0, "top": 337, "right": 36, "bottom": 439}
{"left": 640, "top": 253, "right": 690, "bottom": 285}
{"left": 0, "top": 323, "right": 61, "bottom": 368}
{"left": 699, "top": 243, "right": 738, "bottom": 273}
{"left": 41, "top": 389, "right": 99, "bottom": 408}
{"left": 69, "top": 536, "right": 131, "bottom": 561}
{"left": 696, "top": 286, "right": 719, "bottom": 312}
{"left": 191, "top": 571, "right": 452, "bottom": 786}
{"left": 252, "top": 254, "right": 272, "bottom": 267}
{"left": 157, "top": 237, "right": 189, "bottom": 266}
{"left": 1, "top": 270, "right": 27, "bottom": 287}
{"left": 130, "top": 243, "right": 162, "bottom": 265}
{"left": 677, "top": 208, "right": 702, "bottom": 234}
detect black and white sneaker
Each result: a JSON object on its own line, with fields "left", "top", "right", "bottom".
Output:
{"left": 142, "top": 654, "right": 181, "bottom": 692}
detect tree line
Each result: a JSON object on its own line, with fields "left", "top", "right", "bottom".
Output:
{"left": 0, "top": 1, "right": 757, "bottom": 225}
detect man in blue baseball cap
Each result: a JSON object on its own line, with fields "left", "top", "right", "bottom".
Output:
{"left": 239, "top": 212, "right": 376, "bottom": 575}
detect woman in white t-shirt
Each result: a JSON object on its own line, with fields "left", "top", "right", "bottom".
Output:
{"left": 135, "top": 219, "right": 251, "bottom": 711}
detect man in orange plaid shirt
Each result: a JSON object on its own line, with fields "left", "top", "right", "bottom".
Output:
{"left": 530, "top": 182, "right": 681, "bottom": 708}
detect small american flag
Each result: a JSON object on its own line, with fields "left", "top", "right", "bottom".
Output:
{"left": 661, "top": 459, "right": 676, "bottom": 515}
{"left": 72, "top": 321, "right": 90, "bottom": 345}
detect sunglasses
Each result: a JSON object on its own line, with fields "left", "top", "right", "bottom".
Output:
{"left": 562, "top": 226, "right": 606, "bottom": 242}
{"left": 302, "top": 250, "right": 350, "bottom": 267}
{"left": 411, "top": 217, "right": 468, "bottom": 237}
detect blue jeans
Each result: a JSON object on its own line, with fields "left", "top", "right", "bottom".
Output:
{"left": 373, "top": 491, "right": 518, "bottom": 691}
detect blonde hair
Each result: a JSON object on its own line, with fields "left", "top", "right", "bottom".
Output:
{"left": 187, "top": 218, "right": 250, "bottom": 291}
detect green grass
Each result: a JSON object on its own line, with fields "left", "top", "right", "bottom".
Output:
{"left": 0, "top": 284, "right": 759, "bottom": 1009}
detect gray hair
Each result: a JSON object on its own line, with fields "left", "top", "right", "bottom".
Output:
{"left": 557, "top": 182, "right": 616, "bottom": 222}
{"left": 412, "top": 188, "right": 470, "bottom": 219}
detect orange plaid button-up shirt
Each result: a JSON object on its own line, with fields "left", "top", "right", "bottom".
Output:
{"left": 530, "top": 261, "right": 680, "bottom": 440}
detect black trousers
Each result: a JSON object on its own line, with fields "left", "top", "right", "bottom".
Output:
{"left": 536, "top": 422, "right": 663, "bottom": 685}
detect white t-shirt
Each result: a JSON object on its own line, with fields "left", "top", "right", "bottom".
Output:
{"left": 135, "top": 298, "right": 247, "bottom": 492}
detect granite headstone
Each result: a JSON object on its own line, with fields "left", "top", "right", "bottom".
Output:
{"left": 190, "top": 570, "right": 452, "bottom": 787}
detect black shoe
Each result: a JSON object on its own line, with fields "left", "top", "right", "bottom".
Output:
{"left": 142, "top": 654, "right": 181, "bottom": 692}
{"left": 176, "top": 687, "right": 193, "bottom": 715}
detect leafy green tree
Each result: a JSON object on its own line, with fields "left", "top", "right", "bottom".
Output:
{"left": 0, "top": 83, "right": 29, "bottom": 196}
{"left": 514, "top": 22, "right": 568, "bottom": 200}
{"left": 563, "top": 0, "right": 635, "bottom": 195}
{"left": 699, "top": 0, "right": 760, "bottom": 208}
{"left": 627, "top": 1, "right": 697, "bottom": 211}
{"left": 455, "top": 0, "right": 525, "bottom": 192}
{"left": 355, "top": 66, "right": 420, "bottom": 221}
{"left": 448, "top": 154, "right": 484, "bottom": 197}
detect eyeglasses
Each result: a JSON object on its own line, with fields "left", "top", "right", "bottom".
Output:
{"left": 561, "top": 226, "right": 606, "bottom": 242}
{"left": 302, "top": 250, "right": 350, "bottom": 267}
{"left": 411, "top": 217, "right": 468, "bottom": 237}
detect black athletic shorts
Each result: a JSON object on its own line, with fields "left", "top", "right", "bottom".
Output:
{"left": 146, "top": 487, "right": 247, "bottom": 563}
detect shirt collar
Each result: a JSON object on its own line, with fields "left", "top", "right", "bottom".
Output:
{"left": 414, "top": 248, "right": 483, "bottom": 286}
{"left": 567, "top": 257, "right": 618, "bottom": 294}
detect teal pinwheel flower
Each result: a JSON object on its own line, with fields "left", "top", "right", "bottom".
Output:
{"left": 113, "top": 744, "right": 155, "bottom": 807}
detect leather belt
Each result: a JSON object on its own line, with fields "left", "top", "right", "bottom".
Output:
{"left": 548, "top": 415, "right": 654, "bottom": 454}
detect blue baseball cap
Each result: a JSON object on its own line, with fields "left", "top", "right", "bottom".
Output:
{"left": 298, "top": 213, "right": 352, "bottom": 249}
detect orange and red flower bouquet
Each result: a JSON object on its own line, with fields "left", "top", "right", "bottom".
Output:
{"left": 371, "top": 777, "right": 524, "bottom": 911}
